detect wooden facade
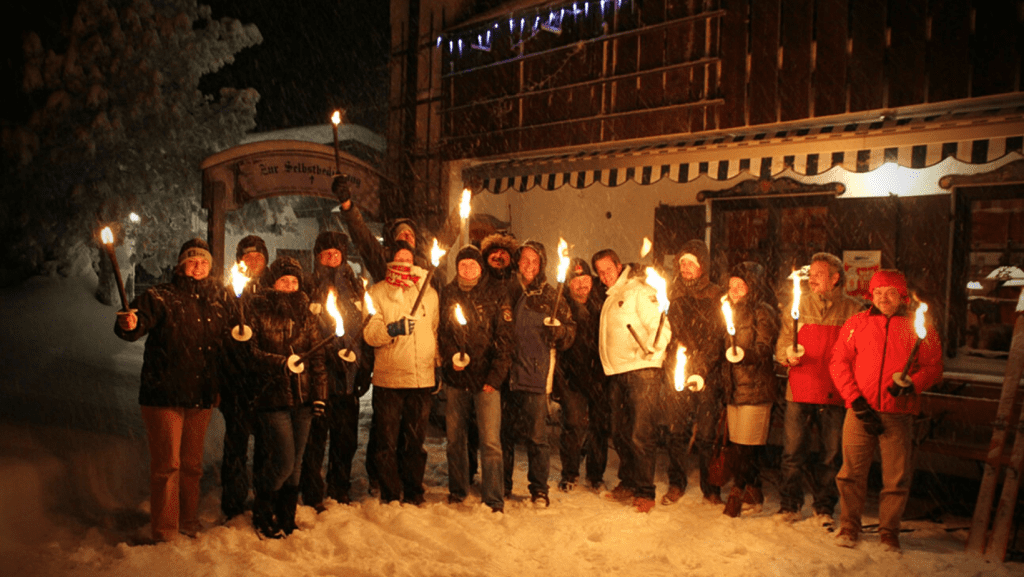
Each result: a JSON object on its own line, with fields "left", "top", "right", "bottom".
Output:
{"left": 440, "top": 0, "right": 1023, "bottom": 160}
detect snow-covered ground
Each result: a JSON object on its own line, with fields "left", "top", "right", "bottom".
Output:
{"left": 1, "top": 275, "right": 1022, "bottom": 577}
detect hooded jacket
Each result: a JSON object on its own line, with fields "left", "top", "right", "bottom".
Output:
{"left": 775, "top": 279, "right": 865, "bottom": 405}
{"left": 340, "top": 200, "right": 423, "bottom": 282}
{"left": 115, "top": 274, "right": 232, "bottom": 408}
{"left": 509, "top": 240, "right": 576, "bottom": 393}
{"left": 598, "top": 263, "right": 672, "bottom": 376}
{"left": 363, "top": 262, "right": 439, "bottom": 389}
{"left": 722, "top": 262, "right": 780, "bottom": 406}
{"left": 830, "top": 304, "right": 943, "bottom": 414}
{"left": 665, "top": 240, "right": 726, "bottom": 386}
{"left": 247, "top": 290, "right": 329, "bottom": 410}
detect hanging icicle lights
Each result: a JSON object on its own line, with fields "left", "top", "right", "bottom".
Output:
{"left": 435, "top": 0, "right": 632, "bottom": 58}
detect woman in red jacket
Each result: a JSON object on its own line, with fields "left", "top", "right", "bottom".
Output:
{"left": 830, "top": 270, "right": 942, "bottom": 553}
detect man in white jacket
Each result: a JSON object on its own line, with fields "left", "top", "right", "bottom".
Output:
{"left": 594, "top": 249, "right": 671, "bottom": 513}
{"left": 363, "top": 242, "right": 440, "bottom": 505}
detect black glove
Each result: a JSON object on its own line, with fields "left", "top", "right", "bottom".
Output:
{"left": 888, "top": 373, "right": 915, "bottom": 398}
{"left": 544, "top": 323, "right": 566, "bottom": 347}
{"left": 387, "top": 317, "right": 415, "bottom": 337}
{"left": 331, "top": 174, "right": 351, "bottom": 205}
{"left": 312, "top": 400, "right": 326, "bottom": 418}
{"left": 851, "top": 397, "right": 884, "bottom": 436}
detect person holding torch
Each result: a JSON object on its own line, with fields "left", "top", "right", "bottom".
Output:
{"left": 720, "top": 262, "right": 780, "bottom": 518}
{"left": 830, "top": 270, "right": 942, "bottom": 553}
{"left": 503, "top": 240, "right": 575, "bottom": 506}
{"left": 774, "top": 253, "right": 864, "bottom": 525}
{"left": 114, "top": 238, "right": 232, "bottom": 543}
{"left": 246, "top": 256, "right": 328, "bottom": 538}
{"left": 299, "top": 231, "right": 369, "bottom": 510}
{"left": 663, "top": 240, "right": 727, "bottom": 506}
{"left": 594, "top": 248, "right": 671, "bottom": 513}
{"left": 439, "top": 245, "right": 514, "bottom": 512}
{"left": 363, "top": 242, "right": 440, "bottom": 506}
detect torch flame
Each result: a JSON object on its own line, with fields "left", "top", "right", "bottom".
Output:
{"left": 674, "top": 346, "right": 688, "bottom": 392}
{"left": 721, "top": 294, "right": 736, "bottom": 336}
{"left": 101, "top": 226, "right": 114, "bottom": 245}
{"left": 645, "top": 267, "right": 669, "bottom": 313}
{"left": 326, "top": 289, "right": 345, "bottom": 337}
{"left": 913, "top": 301, "right": 928, "bottom": 340}
{"left": 454, "top": 303, "right": 467, "bottom": 326}
{"left": 361, "top": 277, "right": 377, "bottom": 316}
{"left": 331, "top": 110, "right": 341, "bottom": 125}
{"left": 555, "top": 237, "right": 570, "bottom": 283}
{"left": 230, "top": 261, "right": 250, "bottom": 298}
{"left": 459, "top": 188, "right": 472, "bottom": 220}
{"left": 129, "top": 212, "right": 140, "bottom": 223}
{"left": 790, "top": 270, "right": 801, "bottom": 321}
{"left": 430, "top": 238, "right": 446, "bottom": 267}
{"left": 640, "top": 237, "right": 653, "bottom": 259}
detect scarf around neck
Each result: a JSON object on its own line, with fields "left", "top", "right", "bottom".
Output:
{"left": 385, "top": 262, "right": 420, "bottom": 288}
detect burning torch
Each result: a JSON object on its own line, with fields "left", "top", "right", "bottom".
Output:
{"left": 788, "top": 269, "right": 805, "bottom": 359}
{"left": 287, "top": 289, "right": 353, "bottom": 374}
{"left": 674, "top": 345, "right": 705, "bottom": 392}
{"left": 890, "top": 300, "right": 929, "bottom": 395}
{"left": 331, "top": 110, "right": 343, "bottom": 173}
{"left": 721, "top": 294, "right": 744, "bottom": 363}
{"left": 459, "top": 188, "right": 472, "bottom": 249}
{"left": 452, "top": 303, "right": 471, "bottom": 369}
{"left": 100, "top": 226, "right": 130, "bottom": 312}
{"left": 230, "top": 261, "right": 253, "bottom": 342}
{"left": 410, "top": 239, "right": 446, "bottom": 316}
{"left": 646, "top": 266, "right": 669, "bottom": 348}
{"left": 546, "top": 237, "right": 570, "bottom": 326}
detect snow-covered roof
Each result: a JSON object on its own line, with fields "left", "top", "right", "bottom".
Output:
{"left": 241, "top": 123, "right": 385, "bottom": 153}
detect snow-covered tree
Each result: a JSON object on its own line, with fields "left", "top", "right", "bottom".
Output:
{"left": 0, "top": 0, "right": 261, "bottom": 292}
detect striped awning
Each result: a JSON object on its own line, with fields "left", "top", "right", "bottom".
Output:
{"left": 464, "top": 105, "right": 1024, "bottom": 193}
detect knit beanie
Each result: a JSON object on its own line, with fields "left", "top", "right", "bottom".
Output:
{"left": 270, "top": 256, "right": 304, "bottom": 287}
{"left": 869, "top": 269, "right": 909, "bottom": 299}
{"left": 178, "top": 238, "right": 212, "bottom": 266}
{"left": 456, "top": 244, "right": 484, "bottom": 268}
{"left": 565, "top": 257, "right": 592, "bottom": 283}
{"left": 314, "top": 230, "right": 349, "bottom": 259}
{"left": 235, "top": 235, "right": 268, "bottom": 262}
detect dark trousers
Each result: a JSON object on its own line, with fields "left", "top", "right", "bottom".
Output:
{"left": 609, "top": 368, "right": 663, "bottom": 500}
{"left": 664, "top": 386, "right": 724, "bottom": 497}
{"left": 300, "top": 394, "right": 360, "bottom": 506}
{"left": 558, "top": 384, "right": 610, "bottom": 487}
{"left": 220, "top": 401, "right": 257, "bottom": 518}
{"left": 778, "top": 401, "right": 844, "bottom": 514}
{"left": 371, "top": 387, "right": 432, "bottom": 503}
{"left": 501, "top": 389, "right": 551, "bottom": 496}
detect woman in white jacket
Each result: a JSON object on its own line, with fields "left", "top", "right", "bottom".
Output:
{"left": 364, "top": 242, "right": 440, "bottom": 505}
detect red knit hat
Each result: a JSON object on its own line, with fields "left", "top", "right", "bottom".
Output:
{"left": 869, "top": 269, "right": 908, "bottom": 299}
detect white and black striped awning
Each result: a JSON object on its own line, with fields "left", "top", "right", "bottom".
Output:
{"left": 464, "top": 105, "right": 1024, "bottom": 193}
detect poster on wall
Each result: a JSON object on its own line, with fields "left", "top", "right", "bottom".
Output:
{"left": 843, "top": 250, "right": 881, "bottom": 299}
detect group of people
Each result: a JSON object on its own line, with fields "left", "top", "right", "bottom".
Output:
{"left": 113, "top": 176, "right": 943, "bottom": 553}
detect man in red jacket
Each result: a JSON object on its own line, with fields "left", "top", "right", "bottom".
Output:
{"left": 830, "top": 270, "right": 942, "bottom": 553}
{"left": 776, "top": 253, "right": 864, "bottom": 524}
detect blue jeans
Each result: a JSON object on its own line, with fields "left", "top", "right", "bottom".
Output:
{"left": 609, "top": 368, "right": 662, "bottom": 500}
{"left": 256, "top": 406, "right": 313, "bottom": 493}
{"left": 447, "top": 387, "right": 504, "bottom": 508}
{"left": 778, "top": 401, "right": 844, "bottom": 514}
{"left": 502, "top": 390, "right": 550, "bottom": 496}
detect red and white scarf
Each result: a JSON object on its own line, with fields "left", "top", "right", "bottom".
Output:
{"left": 385, "top": 262, "right": 420, "bottom": 288}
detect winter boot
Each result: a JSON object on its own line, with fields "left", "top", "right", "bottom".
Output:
{"left": 661, "top": 485, "right": 685, "bottom": 505}
{"left": 723, "top": 486, "right": 744, "bottom": 518}
{"left": 274, "top": 485, "right": 300, "bottom": 536}
{"left": 253, "top": 491, "right": 281, "bottom": 539}
{"left": 741, "top": 486, "right": 764, "bottom": 512}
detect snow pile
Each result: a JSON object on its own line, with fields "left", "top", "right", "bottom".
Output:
{"left": 1, "top": 276, "right": 1022, "bottom": 577}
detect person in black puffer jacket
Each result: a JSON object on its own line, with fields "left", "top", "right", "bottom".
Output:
{"left": 662, "top": 240, "right": 727, "bottom": 506}
{"left": 552, "top": 258, "right": 609, "bottom": 492}
{"left": 438, "top": 245, "right": 515, "bottom": 512}
{"left": 247, "top": 256, "right": 329, "bottom": 538}
{"left": 720, "top": 261, "right": 780, "bottom": 517}
{"left": 299, "top": 231, "right": 370, "bottom": 510}
{"left": 115, "top": 238, "right": 232, "bottom": 543}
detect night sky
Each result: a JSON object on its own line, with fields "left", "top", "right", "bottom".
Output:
{"left": 1, "top": 0, "right": 391, "bottom": 133}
